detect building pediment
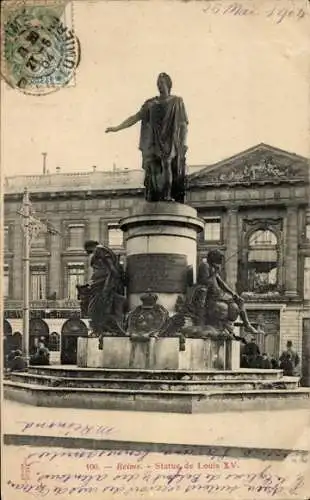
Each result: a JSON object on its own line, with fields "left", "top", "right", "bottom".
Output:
{"left": 188, "top": 144, "right": 309, "bottom": 187}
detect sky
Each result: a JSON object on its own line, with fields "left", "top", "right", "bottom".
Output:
{"left": 1, "top": 0, "right": 310, "bottom": 176}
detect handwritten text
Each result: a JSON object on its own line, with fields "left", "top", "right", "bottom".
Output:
{"left": 3, "top": 447, "right": 309, "bottom": 498}
{"left": 17, "top": 420, "right": 115, "bottom": 437}
{"left": 202, "top": 2, "right": 307, "bottom": 24}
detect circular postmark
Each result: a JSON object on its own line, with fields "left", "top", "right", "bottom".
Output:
{"left": 2, "top": 6, "right": 80, "bottom": 95}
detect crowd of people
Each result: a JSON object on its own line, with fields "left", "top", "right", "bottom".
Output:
{"left": 4, "top": 336, "right": 300, "bottom": 378}
{"left": 4, "top": 339, "right": 50, "bottom": 373}
{"left": 5, "top": 349, "right": 28, "bottom": 372}
{"left": 240, "top": 339, "right": 300, "bottom": 376}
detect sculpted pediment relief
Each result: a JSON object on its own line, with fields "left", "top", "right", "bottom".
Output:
{"left": 188, "top": 144, "right": 309, "bottom": 187}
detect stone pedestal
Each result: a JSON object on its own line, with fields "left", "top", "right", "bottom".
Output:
{"left": 226, "top": 339, "right": 240, "bottom": 370}
{"left": 77, "top": 336, "right": 240, "bottom": 370}
{"left": 76, "top": 201, "right": 243, "bottom": 375}
{"left": 77, "top": 337, "right": 104, "bottom": 368}
{"left": 179, "top": 338, "right": 240, "bottom": 370}
{"left": 77, "top": 337, "right": 180, "bottom": 369}
{"left": 99, "top": 337, "right": 132, "bottom": 368}
{"left": 120, "top": 202, "right": 204, "bottom": 313}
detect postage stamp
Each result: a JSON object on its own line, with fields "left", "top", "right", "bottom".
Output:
{"left": 1, "top": 2, "right": 80, "bottom": 95}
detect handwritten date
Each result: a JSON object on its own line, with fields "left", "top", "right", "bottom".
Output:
{"left": 202, "top": 2, "right": 307, "bottom": 24}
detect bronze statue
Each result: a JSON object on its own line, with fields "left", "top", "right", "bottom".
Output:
{"left": 106, "top": 73, "right": 188, "bottom": 203}
{"left": 77, "top": 240, "right": 126, "bottom": 336}
{"left": 184, "top": 250, "right": 258, "bottom": 336}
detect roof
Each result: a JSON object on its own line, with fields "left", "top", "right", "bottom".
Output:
{"left": 188, "top": 143, "right": 309, "bottom": 180}
{"left": 4, "top": 144, "right": 308, "bottom": 195}
{"left": 3, "top": 165, "right": 205, "bottom": 195}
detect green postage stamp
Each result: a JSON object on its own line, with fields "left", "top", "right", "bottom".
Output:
{"left": 1, "top": 1, "right": 80, "bottom": 95}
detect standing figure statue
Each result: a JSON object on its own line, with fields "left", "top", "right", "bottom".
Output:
{"left": 77, "top": 240, "right": 126, "bottom": 336}
{"left": 106, "top": 73, "right": 188, "bottom": 203}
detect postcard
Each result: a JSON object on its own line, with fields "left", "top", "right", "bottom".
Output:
{"left": 1, "top": 0, "right": 310, "bottom": 498}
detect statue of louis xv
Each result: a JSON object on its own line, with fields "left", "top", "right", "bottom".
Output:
{"left": 106, "top": 73, "right": 188, "bottom": 203}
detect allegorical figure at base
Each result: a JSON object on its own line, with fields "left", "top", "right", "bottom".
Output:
{"left": 106, "top": 72, "right": 188, "bottom": 203}
{"left": 77, "top": 240, "right": 126, "bottom": 337}
{"left": 185, "top": 249, "right": 258, "bottom": 337}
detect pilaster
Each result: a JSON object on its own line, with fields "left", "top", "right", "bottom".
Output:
{"left": 285, "top": 206, "right": 298, "bottom": 297}
{"left": 225, "top": 208, "right": 239, "bottom": 289}
{"left": 49, "top": 220, "right": 62, "bottom": 299}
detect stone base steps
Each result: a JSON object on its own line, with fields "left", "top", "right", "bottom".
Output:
{"left": 26, "top": 366, "right": 284, "bottom": 381}
{"left": 5, "top": 366, "right": 310, "bottom": 413}
{"left": 9, "top": 372, "right": 299, "bottom": 391}
{"left": 4, "top": 381, "right": 310, "bottom": 414}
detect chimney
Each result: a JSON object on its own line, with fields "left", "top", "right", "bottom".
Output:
{"left": 56, "top": 166, "right": 61, "bottom": 174}
{"left": 113, "top": 162, "right": 117, "bottom": 172}
{"left": 42, "top": 152, "right": 47, "bottom": 175}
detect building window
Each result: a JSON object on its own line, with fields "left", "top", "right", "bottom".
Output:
{"left": 247, "top": 229, "right": 278, "bottom": 293}
{"left": 68, "top": 224, "right": 85, "bottom": 249}
{"left": 108, "top": 223, "right": 123, "bottom": 247}
{"left": 304, "top": 258, "right": 310, "bottom": 300}
{"left": 31, "top": 230, "right": 46, "bottom": 248}
{"left": 48, "top": 332, "right": 60, "bottom": 351}
{"left": 12, "top": 332, "right": 22, "bottom": 350}
{"left": 67, "top": 263, "right": 85, "bottom": 299}
{"left": 4, "top": 226, "right": 9, "bottom": 252}
{"left": 30, "top": 265, "right": 47, "bottom": 300}
{"left": 3, "top": 265, "right": 9, "bottom": 297}
{"left": 203, "top": 218, "right": 221, "bottom": 242}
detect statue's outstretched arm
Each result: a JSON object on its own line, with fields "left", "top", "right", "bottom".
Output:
{"left": 105, "top": 111, "right": 142, "bottom": 133}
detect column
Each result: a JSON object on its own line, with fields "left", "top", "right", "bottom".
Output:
{"left": 285, "top": 206, "right": 298, "bottom": 297}
{"left": 225, "top": 208, "right": 239, "bottom": 290}
{"left": 101, "top": 221, "right": 109, "bottom": 246}
{"left": 120, "top": 201, "right": 204, "bottom": 313}
{"left": 88, "top": 216, "right": 100, "bottom": 242}
{"left": 12, "top": 220, "right": 23, "bottom": 300}
{"left": 49, "top": 219, "right": 62, "bottom": 299}
{"left": 301, "top": 318, "right": 310, "bottom": 387}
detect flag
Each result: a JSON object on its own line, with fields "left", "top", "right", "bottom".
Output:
{"left": 27, "top": 215, "right": 55, "bottom": 240}
{"left": 18, "top": 190, "right": 60, "bottom": 241}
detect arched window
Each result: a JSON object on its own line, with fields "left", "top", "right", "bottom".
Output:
{"left": 3, "top": 319, "right": 12, "bottom": 336}
{"left": 247, "top": 229, "right": 278, "bottom": 293}
{"left": 61, "top": 319, "right": 88, "bottom": 365}
{"left": 12, "top": 332, "right": 22, "bottom": 351}
{"left": 29, "top": 319, "right": 49, "bottom": 354}
{"left": 48, "top": 332, "right": 60, "bottom": 351}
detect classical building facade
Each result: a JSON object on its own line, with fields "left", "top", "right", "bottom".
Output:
{"left": 3, "top": 143, "right": 310, "bottom": 383}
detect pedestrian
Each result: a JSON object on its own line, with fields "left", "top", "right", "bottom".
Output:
{"left": 243, "top": 336, "right": 260, "bottom": 368}
{"left": 270, "top": 356, "right": 279, "bottom": 369}
{"left": 30, "top": 346, "right": 50, "bottom": 366}
{"left": 260, "top": 352, "right": 272, "bottom": 369}
{"left": 10, "top": 350, "right": 27, "bottom": 372}
{"left": 7, "top": 350, "right": 16, "bottom": 370}
{"left": 279, "top": 352, "right": 294, "bottom": 376}
{"left": 279, "top": 341, "right": 300, "bottom": 376}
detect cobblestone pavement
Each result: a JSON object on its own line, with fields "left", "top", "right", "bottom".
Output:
{"left": 3, "top": 399, "right": 310, "bottom": 450}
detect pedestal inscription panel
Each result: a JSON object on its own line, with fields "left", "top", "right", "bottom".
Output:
{"left": 127, "top": 254, "right": 187, "bottom": 294}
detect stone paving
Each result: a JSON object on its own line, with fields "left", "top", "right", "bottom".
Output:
{"left": 3, "top": 399, "right": 310, "bottom": 450}
{"left": 2, "top": 400, "right": 310, "bottom": 499}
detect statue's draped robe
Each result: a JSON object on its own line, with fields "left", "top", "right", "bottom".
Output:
{"left": 139, "top": 95, "right": 188, "bottom": 202}
{"left": 88, "top": 246, "right": 122, "bottom": 333}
